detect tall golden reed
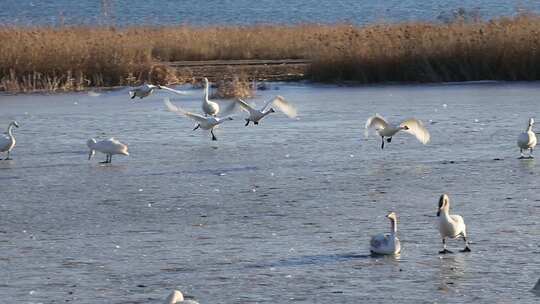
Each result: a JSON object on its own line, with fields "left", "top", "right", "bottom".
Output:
{"left": 1, "top": 15, "right": 539, "bottom": 92}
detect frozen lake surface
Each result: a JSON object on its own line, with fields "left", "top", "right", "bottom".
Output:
{"left": 1, "top": 82, "right": 539, "bottom": 303}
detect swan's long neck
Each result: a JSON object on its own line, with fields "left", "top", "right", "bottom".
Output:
{"left": 390, "top": 218, "right": 397, "bottom": 234}
{"left": 527, "top": 124, "right": 534, "bottom": 132}
{"left": 440, "top": 204, "right": 451, "bottom": 219}
{"left": 7, "top": 124, "right": 14, "bottom": 138}
{"left": 203, "top": 80, "right": 210, "bottom": 103}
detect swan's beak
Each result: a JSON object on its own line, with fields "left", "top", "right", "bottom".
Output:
{"left": 402, "top": 125, "right": 409, "bottom": 130}
{"left": 14, "top": 122, "right": 20, "bottom": 128}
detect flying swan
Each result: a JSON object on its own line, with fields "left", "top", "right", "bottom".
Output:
{"left": 235, "top": 95, "right": 297, "bottom": 126}
{"left": 365, "top": 114, "right": 430, "bottom": 149}
{"left": 437, "top": 194, "right": 471, "bottom": 254}
{"left": 129, "top": 84, "right": 188, "bottom": 99}
{"left": 517, "top": 118, "right": 537, "bottom": 158}
{"left": 164, "top": 98, "right": 233, "bottom": 141}
{"left": 87, "top": 138, "right": 129, "bottom": 163}
{"left": 370, "top": 212, "right": 401, "bottom": 255}
{"left": 0, "top": 121, "right": 20, "bottom": 160}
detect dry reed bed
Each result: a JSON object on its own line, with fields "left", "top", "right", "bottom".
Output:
{"left": 1, "top": 16, "right": 539, "bottom": 92}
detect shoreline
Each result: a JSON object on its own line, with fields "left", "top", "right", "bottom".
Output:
{"left": 2, "top": 15, "right": 540, "bottom": 93}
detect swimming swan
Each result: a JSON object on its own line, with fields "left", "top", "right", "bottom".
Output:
{"left": 235, "top": 95, "right": 297, "bottom": 126}
{"left": 370, "top": 212, "right": 401, "bottom": 255}
{"left": 165, "top": 290, "right": 200, "bottom": 304}
{"left": 437, "top": 194, "right": 471, "bottom": 254}
{"left": 164, "top": 98, "right": 233, "bottom": 141}
{"left": 517, "top": 118, "right": 537, "bottom": 158}
{"left": 365, "top": 114, "right": 430, "bottom": 149}
{"left": 129, "top": 84, "right": 188, "bottom": 99}
{"left": 87, "top": 138, "right": 129, "bottom": 163}
{"left": 0, "top": 121, "right": 19, "bottom": 160}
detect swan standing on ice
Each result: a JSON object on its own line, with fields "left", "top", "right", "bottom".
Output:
{"left": 235, "top": 95, "right": 297, "bottom": 126}
{"left": 365, "top": 114, "right": 430, "bottom": 149}
{"left": 87, "top": 138, "right": 129, "bottom": 163}
{"left": 517, "top": 118, "right": 537, "bottom": 158}
{"left": 437, "top": 194, "right": 471, "bottom": 254}
{"left": 164, "top": 98, "right": 233, "bottom": 141}
{"left": 0, "top": 121, "right": 19, "bottom": 160}
{"left": 129, "top": 84, "right": 188, "bottom": 99}
{"left": 165, "top": 290, "right": 199, "bottom": 304}
{"left": 370, "top": 212, "right": 401, "bottom": 255}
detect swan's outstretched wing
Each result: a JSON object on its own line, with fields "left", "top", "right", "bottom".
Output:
{"left": 263, "top": 96, "right": 297, "bottom": 118}
{"left": 159, "top": 85, "right": 189, "bottom": 95}
{"left": 365, "top": 114, "right": 389, "bottom": 138}
{"left": 164, "top": 98, "right": 207, "bottom": 124}
{"left": 399, "top": 118, "right": 430, "bottom": 144}
{"left": 235, "top": 98, "right": 257, "bottom": 114}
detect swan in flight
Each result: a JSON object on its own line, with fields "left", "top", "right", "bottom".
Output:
{"left": 370, "top": 212, "right": 401, "bottom": 255}
{"left": 129, "top": 84, "right": 188, "bottom": 99}
{"left": 165, "top": 290, "right": 199, "bottom": 304}
{"left": 365, "top": 114, "right": 430, "bottom": 149}
{"left": 235, "top": 95, "right": 297, "bottom": 126}
{"left": 0, "top": 121, "right": 19, "bottom": 160}
{"left": 437, "top": 194, "right": 471, "bottom": 254}
{"left": 164, "top": 98, "right": 233, "bottom": 141}
{"left": 517, "top": 118, "right": 537, "bottom": 158}
{"left": 87, "top": 138, "right": 129, "bottom": 163}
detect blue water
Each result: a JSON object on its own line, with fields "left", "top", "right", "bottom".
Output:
{"left": 1, "top": 0, "right": 539, "bottom": 26}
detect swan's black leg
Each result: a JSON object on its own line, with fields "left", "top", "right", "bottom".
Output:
{"left": 211, "top": 130, "right": 217, "bottom": 141}
{"left": 439, "top": 238, "right": 453, "bottom": 254}
{"left": 193, "top": 124, "right": 200, "bottom": 131}
{"left": 131, "top": 95, "right": 136, "bottom": 99}
{"left": 254, "top": 121, "right": 259, "bottom": 125}
{"left": 5, "top": 151, "right": 11, "bottom": 160}
{"left": 460, "top": 236, "right": 471, "bottom": 252}
{"left": 109, "top": 155, "right": 113, "bottom": 163}
{"left": 245, "top": 119, "right": 250, "bottom": 127}
{"left": 530, "top": 148, "right": 535, "bottom": 159}
{"left": 381, "top": 136, "right": 385, "bottom": 149}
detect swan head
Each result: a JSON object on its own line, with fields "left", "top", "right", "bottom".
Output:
{"left": 121, "top": 146, "right": 129, "bottom": 156}
{"left": 203, "top": 77, "right": 209, "bottom": 85}
{"left": 269, "top": 108, "right": 276, "bottom": 113}
{"left": 165, "top": 290, "right": 184, "bottom": 303}
{"left": 87, "top": 138, "right": 97, "bottom": 160}
{"left": 529, "top": 118, "right": 535, "bottom": 126}
{"left": 10, "top": 121, "right": 19, "bottom": 128}
{"left": 437, "top": 194, "right": 450, "bottom": 216}
{"left": 386, "top": 211, "right": 397, "bottom": 221}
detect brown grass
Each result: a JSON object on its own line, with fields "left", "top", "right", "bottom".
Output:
{"left": 1, "top": 15, "right": 540, "bottom": 92}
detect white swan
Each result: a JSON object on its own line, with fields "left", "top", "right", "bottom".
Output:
{"left": 365, "top": 114, "right": 430, "bottom": 149}
{"left": 129, "top": 84, "right": 159, "bottom": 99}
{"left": 164, "top": 98, "right": 233, "bottom": 141}
{"left": 87, "top": 138, "right": 129, "bottom": 163}
{"left": 129, "top": 84, "right": 188, "bottom": 99}
{"left": 517, "top": 118, "right": 537, "bottom": 158}
{"left": 370, "top": 212, "right": 401, "bottom": 255}
{"left": 235, "top": 95, "right": 297, "bottom": 126}
{"left": 201, "top": 77, "right": 220, "bottom": 116}
{"left": 0, "top": 121, "right": 19, "bottom": 160}
{"left": 165, "top": 290, "right": 199, "bottom": 304}
{"left": 437, "top": 194, "right": 471, "bottom": 254}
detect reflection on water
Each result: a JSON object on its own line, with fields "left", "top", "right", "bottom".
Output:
{"left": 436, "top": 255, "right": 467, "bottom": 293}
